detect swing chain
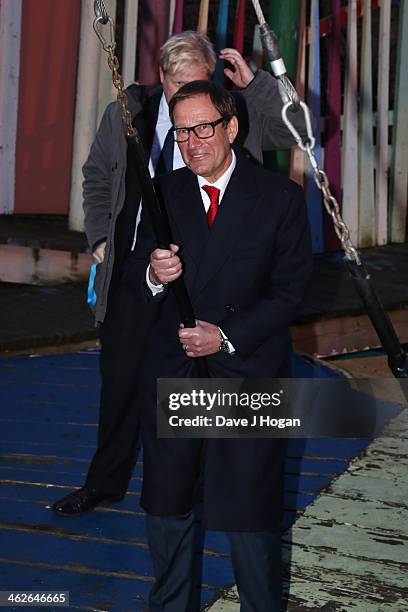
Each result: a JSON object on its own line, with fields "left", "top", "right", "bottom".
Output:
{"left": 106, "top": 48, "right": 136, "bottom": 138}
{"left": 307, "top": 148, "right": 361, "bottom": 265}
{"left": 92, "top": 2, "right": 135, "bottom": 138}
{"left": 282, "top": 102, "right": 361, "bottom": 265}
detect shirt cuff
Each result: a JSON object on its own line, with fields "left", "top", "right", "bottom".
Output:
{"left": 146, "top": 265, "right": 165, "bottom": 296}
{"left": 219, "top": 326, "right": 236, "bottom": 354}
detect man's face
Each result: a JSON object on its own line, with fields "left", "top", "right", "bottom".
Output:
{"left": 172, "top": 94, "right": 238, "bottom": 183}
{"left": 160, "top": 65, "right": 210, "bottom": 102}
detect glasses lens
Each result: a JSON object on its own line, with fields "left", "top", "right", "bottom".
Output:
{"left": 173, "top": 129, "right": 189, "bottom": 142}
{"left": 193, "top": 123, "right": 214, "bottom": 139}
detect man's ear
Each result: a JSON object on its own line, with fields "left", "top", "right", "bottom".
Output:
{"left": 227, "top": 115, "right": 239, "bottom": 144}
{"left": 159, "top": 67, "right": 165, "bottom": 84}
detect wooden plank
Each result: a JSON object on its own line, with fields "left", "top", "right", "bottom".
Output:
{"left": 323, "top": 0, "right": 342, "bottom": 250}
{"left": 342, "top": 0, "right": 359, "bottom": 246}
{"left": 197, "top": 0, "right": 209, "bottom": 34}
{"left": 172, "top": 0, "right": 183, "bottom": 34}
{"left": 69, "top": 0, "right": 103, "bottom": 231}
{"left": 251, "top": 24, "right": 263, "bottom": 70}
{"left": 0, "top": 0, "right": 22, "bottom": 214}
{"left": 330, "top": 472, "right": 408, "bottom": 506}
{"left": 122, "top": 0, "right": 139, "bottom": 86}
{"left": 289, "top": 0, "right": 306, "bottom": 187}
{"left": 214, "top": 0, "right": 230, "bottom": 83}
{"left": 291, "top": 307, "right": 408, "bottom": 357}
{"left": 284, "top": 567, "right": 408, "bottom": 611}
{"left": 390, "top": 0, "right": 408, "bottom": 242}
{"left": 233, "top": 0, "right": 246, "bottom": 55}
{"left": 15, "top": 0, "right": 81, "bottom": 217}
{"left": 376, "top": 0, "right": 391, "bottom": 245}
{"left": 305, "top": 493, "right": 408, "bottom": 532}
{"left": 358, "top": 0, "right": 375, "bottom": 247}
{"left": 0, "top": 562, "right": 153, "bottom": 611}
{"left": 306, "top": 0, "right": 324, "bottom": 253}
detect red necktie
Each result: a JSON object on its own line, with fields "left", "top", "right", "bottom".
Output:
{"left": 202, "top": 185, "right": 221, "bottom": 228}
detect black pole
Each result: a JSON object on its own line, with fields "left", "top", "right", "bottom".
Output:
{"left": 346, "top": 259, "right": 408, "bottom": 378}
{"left": 127, "top": 133, "right": 209, "bottom": 378}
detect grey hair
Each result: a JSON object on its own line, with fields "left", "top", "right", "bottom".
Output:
{"left": 159, "top": 30, "right": 216, "bottom": 77}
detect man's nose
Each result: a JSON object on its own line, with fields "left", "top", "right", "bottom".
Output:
{"left": 188, "top": 131, "right": 202, "bottom": 148}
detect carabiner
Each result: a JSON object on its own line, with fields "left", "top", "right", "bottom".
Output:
{"left": 93, "top": 15, "right": 116, "bottom": 52}
{"left": 281, "top": 101, "right": 315, "bottom": 151}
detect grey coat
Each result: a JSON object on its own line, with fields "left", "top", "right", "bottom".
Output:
{"left": 82, "top": 70, "right": 307, "bottom": 324}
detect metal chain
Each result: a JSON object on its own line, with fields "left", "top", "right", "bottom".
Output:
{"left": 281, "top": 103, "right": 361, "bottom": 265}
{"left": 92, "top": 5, "right": 136, "bottom": 138}
{"left": 305, "top": 145, "right": 361, "bottom": 264}
{"left": 106, "top": 48, "right": 136, "bottom": 137}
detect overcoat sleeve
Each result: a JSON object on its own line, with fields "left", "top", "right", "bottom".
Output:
{"left": 82, "top": 103, "right": 117, "bottom": 252}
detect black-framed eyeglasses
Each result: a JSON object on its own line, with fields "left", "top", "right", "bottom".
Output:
{"left": 171, "top": 117, "right": 227, "bottom": 143}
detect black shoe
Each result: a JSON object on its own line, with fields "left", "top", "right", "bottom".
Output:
{"left": 52, "top": 486, "right": 125, "bottom": 516}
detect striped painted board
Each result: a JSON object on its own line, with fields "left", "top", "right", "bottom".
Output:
{"left": 376, "top": 0, "right": 391, "bottom": 245}
{"left": 214, "top": 0, "right": 230, "bottom": 83}
{"left": 306, "top": 0, "right": 324, "bottom": 253}
{"left": 358, "top": 0, "right": 375, "bottom": 247}
{"left": 323, "top": 0, "right": 342, "bottom": 251}
{"left": 342, "top": 0, "right": 359, "bottom": 246}
{"left": 390, "top": 0, "right": 408, "bottom": 243}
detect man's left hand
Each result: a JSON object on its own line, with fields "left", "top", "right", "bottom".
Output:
{"left": 178, "top": 320, "right": 220, "bottom": 357}
{"left": 219, "top": 48, "right": 255, "bottom": 88}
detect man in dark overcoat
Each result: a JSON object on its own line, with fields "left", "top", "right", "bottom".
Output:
{"left": 125, "top": 80, "right": 313, "bottom": 611}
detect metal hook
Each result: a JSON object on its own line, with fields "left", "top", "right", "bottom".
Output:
{"left": 93, "top": 15, "right": 116, "bottom": 52}
{"left": 281, "top": 101, "right": 315, "bottom": 151}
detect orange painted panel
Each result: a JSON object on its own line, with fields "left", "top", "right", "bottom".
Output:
{"left": 15, "top": 0, "right": 80, "bottom": 214}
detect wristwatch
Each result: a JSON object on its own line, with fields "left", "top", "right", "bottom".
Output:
{"left": 219, "top": 336, "right": 232, "bottom": 354}
{"left": 218, "top": 328, "right": 234, "bottom": 355}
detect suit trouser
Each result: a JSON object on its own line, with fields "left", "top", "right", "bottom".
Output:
{"left": 85, "top": 281, "right": 156, "bottom": 495}
{"left": 147, "top": 512, "right": 282, "bottom": 612}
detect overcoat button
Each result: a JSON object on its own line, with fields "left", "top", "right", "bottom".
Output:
{"left": 225, "top": 304, "right": 236, "bottom": 313}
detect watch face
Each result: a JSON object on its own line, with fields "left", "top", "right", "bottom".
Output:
{"left": 220, "top": 338, "right": 230, "bottom": 354}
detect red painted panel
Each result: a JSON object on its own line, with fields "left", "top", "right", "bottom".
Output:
{"left": 137, "top": 0, "right": 169, "bottom": 85}
{"left": 15, "top": 0, "right": 80, "bottom": 214}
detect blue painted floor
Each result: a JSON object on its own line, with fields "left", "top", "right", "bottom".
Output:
{"left": 0, "top": 351, "right": 379, "bottom": 611}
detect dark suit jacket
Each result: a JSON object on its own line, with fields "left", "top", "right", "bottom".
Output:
{"left": 124, "top": 153, "right": 313, "bottom": 531}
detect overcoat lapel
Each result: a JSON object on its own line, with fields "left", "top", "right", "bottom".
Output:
{"left": 166, "top": 170, "right": 209, "bottom": 273}
{"left": 194, "top": 155, "right": 259, "bottom": 295}
{"left": 167, "top": 154, "right": 260, "bottom": 296}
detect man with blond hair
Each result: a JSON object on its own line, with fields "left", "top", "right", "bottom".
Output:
{"left": 52, "top": 30, "right": 307, "bottom": 517}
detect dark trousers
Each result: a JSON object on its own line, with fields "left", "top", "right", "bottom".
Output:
{"left": 147, "top": 512, "right": 282, "bottom": 612}
{"left": 85, "top": 281, "right": 157, "bottom": 495}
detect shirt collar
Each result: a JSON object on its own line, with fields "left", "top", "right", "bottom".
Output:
{"left": 158, "top": 92, "right": 171, "bottom": 126}
{"left": 197, "top": 150, "right": 236, "bottom": 197}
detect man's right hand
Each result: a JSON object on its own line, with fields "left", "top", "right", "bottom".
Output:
{"left": 149, "top": 244, "right": 182, "bottom": 285}
{"left": 93, "top": 241, "right": 106, "bottom": 264}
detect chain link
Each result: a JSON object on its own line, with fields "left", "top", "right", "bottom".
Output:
{"left": 281, "top": 102, "right": 361, "bottom": 265}
{"left": 305, "top": 145, "right": 361, "bottom": 264}
{"left": 106, "top": 48, "right": 136, "bottom": 137}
